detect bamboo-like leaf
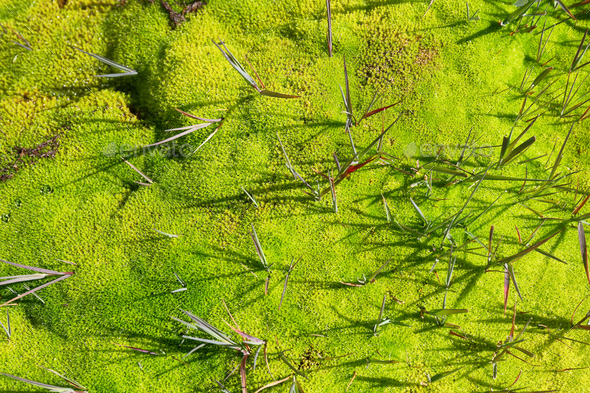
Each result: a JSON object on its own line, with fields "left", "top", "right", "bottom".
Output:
{"left": 279, "top": 352, "right": 308, "bottom": 379}
{"left": 174, "top": 108, "right": 222, "bottom": 122}
{"left": 426, "top": 309, "right": 468, "bottom": 317}
{"left": 342, "top": 157, "right": 375, "bottom": 177}
{"left": 446, "top": 251, "right": 456, "bottom": 289}
{"left": 343, "top": 54, "right": 353, "bottom": 122}
{"left": 572, "top": 29, "right": 590, "bottom": 72}
{"left": 504, "top": 265, "right": 511, "bottom": 316}
{"left": 253, "top": 375, "right": 291, "bottom": 393}
{"left": 240, "top": 354, "right": 248, "bottom": 393}
{"left": 173, "top": 272, "right": 186, "bottom": 287}
{"left": 360, "top": 100, "right": 401, "bottom": 121}
{"left": 428, "top": 367, "right": 464, "bottom": 383}
{"left": 260, "top": 90, "right": 299, "bottom": 99}
{"left": 192, "top": 121, "right": 224, "bottom": 154}
{"left": 0, "top": 372, "right": 82, "bottom": 393}
{"left": 329, "top": 172, "right": 337, "bottom": 213}
{"left": 173, "top": 310, "right": 242, "bottom": 352}
{"left": 153, "top": 229, "right": 179, "bottom": 238}
{"left": 213, "top": 379, "right": 233, "bottom": 393}
{"left": 121, "top": 157, "right": 153, "bottom": 184}
{"left": 528, "top": 67, "right": 553, "bottom": 91}
{"left": 382, "top": 195, "right": 391, "bottom": 222}
{"left": 410, "top": 198, "right": 428, "bottom": 226}
{"left": 1, "top": 274, "right": 72, "bottom": 307}
{"left": 279, "top": 256, "right": 301, "bottom": 311}
{"left": 212, "top": 40, "right": 259, "bottom": 90}
{"left": 506, "top": 263, "right": 523, "bottom": 301}
{"left": 170, "top": 275, "right": 186, "bottom": 292}
{"left": 144, "top": 122, "right": 213, "bottom": 148}
{"left": 326, "top": 0, "right": 333, "bottom": 57}
{"left": 37, "top": 367, "right": 86, "bottom": 391}
{"left": 500, "top": 0, "right": 536, "bottom": 26}
{"left": 337, "top": 113, "right": 402, "bottom": 180}
{"left": 533, "top": 248, "right": 566, "bottom": 264}
{"left": 289, "top": 376, "right": 306, "bottom": 393}
{"left": 71, "top": 46, "right": 137, "bottom": 77}
{"left": 497, "top": 228, "right": 564, "bottom": 265}
{"left": 277, "top": 133, "right": 296, "bottom": 179}
{"left": 0, "top": 273, "right": 50, "bottom": 287}
{"left": 250, "top": 224, "right": 269, "bottom": 271}
{"left": 0, "top": 310, "right": 10, "bottom": 339}
{"left": 502, "top": 136, "right": 536, "bottom": 165}
{"left": 554, "top": 0, "right": 576, "bottom": 20}
{"left": 488, "top": 226, "right": 495, "bottom": 264}
{"left": 114, "top": 343, "right": 159, "bottom": 356}
{"left": 373, "top": 294, "right": 388, "bottom": 335}
{"left": 549, "top": 123, "right": 574, "bottom": 180}
{"left": 573, "top": 193, "right": 590, "bottom": 215}
{"left": 579, "top": 222, "right": 590, "bottom": 287}
{"left": 368, "top": 259, "right": 391, "bottom": 283}
{"left": 0, "top": 259, "right": 62, "bottom": 275}
{"left": 242, "top": 187, "right": 259, "bottom": 208}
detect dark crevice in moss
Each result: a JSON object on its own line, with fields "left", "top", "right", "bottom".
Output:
{"left": 159, "top": 0, "right": 206, "bottom": 28}
{"left": 0, "top": 133, "right": 62, "bottom": 182}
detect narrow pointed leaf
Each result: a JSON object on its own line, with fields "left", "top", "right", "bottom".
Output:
{"left": 579, "top": 222, "right": 590, "bottom": 287}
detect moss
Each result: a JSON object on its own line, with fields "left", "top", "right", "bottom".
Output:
{"left": 0, "top": 0, "right": 589, "bottom": 392}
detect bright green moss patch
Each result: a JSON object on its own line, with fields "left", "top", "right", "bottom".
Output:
{"left": 0, "top": 0, "right": 590, "bottom": 392}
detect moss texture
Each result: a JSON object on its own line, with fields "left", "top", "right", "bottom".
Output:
{"left": 0, "top": 0, "right": 589, "bottom": 392}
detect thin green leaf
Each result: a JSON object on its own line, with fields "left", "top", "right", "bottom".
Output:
{"left": 579, "top": 222, "right": 590, "bottom": 287}
{"left": 360, "top": 100, "right": 401, "bottom": 121}
{"left": 144, "top": 122, "right": 213, "bottom": 148}
{"left": 506, "top": 263, "right": 523, "bottom": 301}
{"left": 427, "top": 309, "right": 468, "bottom": 317}
{"left": 71, "top": 46, "right": 136, "bottom": 77}
{"left": 212, "top": 40, "right": 259, "bottom": 90}
{"left": 0, "top": 373, "right": 81, "bottom": 393}
{"left": 0, "top": 259, "right": 62, "bottom": 275}
{"left": 497, "top": 228, "right": 564, "bottom": 265}
{"left": 1, "top": 274, "right": 72, "bottom": 307}
{"left": 549, "top": 123, "right": 574, "bottom": 180}
{"left": 326, "top": 0, "right": 332, "bottom": 57}
{"left": 428, "top": 367, "right": 464, "bottom": 383}
{"left": 250, "top": 223, "right": 269, "bottom": 271}
{"left": 259, "top": 90, "right": 299, "bottom": 99}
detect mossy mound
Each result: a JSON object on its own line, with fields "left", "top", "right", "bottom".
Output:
{"left": 0, "top": 0, "right": 589, "bottom": 392}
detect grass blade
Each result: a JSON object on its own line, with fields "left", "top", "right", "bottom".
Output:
{"left": 71, "top": 46, "right": 137, "bottom": 77}
{"left": 121, "top": 157, "right": 153, "bottom": 184}
{"left": 579, "top": 222, "right": 590, "bottom": 287}
{"left": 549, "top": 123, "right": 574, "bottom": 180}
{"left": 360, "top": 100, "right": 401, "bottom": 122}
{"left": 504, "top": 265, "right": 510, "bottom": 315}
{"left": 212, "top": 39, "right": 259, "bottom": 90}
{"left": 192, "top": 121, "right": 224, "bottom": 154}
{"left": 326, "top": 0, "right": 333, "bottom": 57}
{"left": 497, "top": 228, "right": 564, "bottom": 265}
{"left": 250, "top": 224, "right": 269, "bottom": 272}
{"left": 1, "top": 274, "right": 72, "bottom": 307}
{"left": 144, "top": 122, "right": 213, "bottom": 148}
{"left": 0, "top": 372, "right": 80, "bottom": 393}
{"left": 0, "top": 259, "right": 62, "bottom": 275}
{"left": 410, "top": 198, "right": 428, "bottom": 226}
{"left": 506, "top": 263, "right": 523, "bottom": 301}
{"left": 426, "top": 309, "right": 468, "bottom": 317}
{"left": 253, "top": 375, "right": 291, "bottom": 393}
{"left": 260, "top": 90, "right": 299, "bottom": 99}
{"left": 427, "top": 367, "right": 464, "bottom": 384}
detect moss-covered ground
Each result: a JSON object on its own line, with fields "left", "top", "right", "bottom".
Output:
{"left": 0, "top": 0, "right": 590, "bottom": 391}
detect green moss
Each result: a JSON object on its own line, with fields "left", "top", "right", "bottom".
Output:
{"left": 0, "top": 0, "right": 589, "bottom": 392}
